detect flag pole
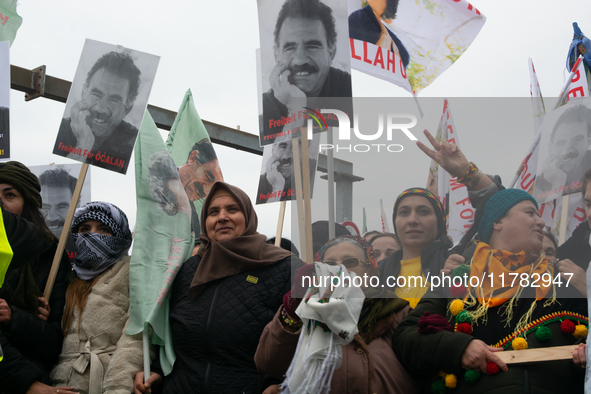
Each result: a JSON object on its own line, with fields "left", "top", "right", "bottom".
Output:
{"left": 44, "top": 163, "right": 88, "bottom": 300}
{"left": 143, "top": 327, "right": 150, "bottom": 383}
{"left": 292, "top": 138, "right": 307, "bottom": 261}
{"left": 300, "top": 135, "right": 314, "bottom": 265}
{"left": 274, "top": 201, "right": 287, "bottom": 246}
{"left": 509, "top": 55, "right": 584, "bottom": 188}
{"left": 327, "top": 127, "right": 335, "bottom": 240}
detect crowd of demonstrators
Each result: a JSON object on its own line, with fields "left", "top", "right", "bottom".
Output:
{"left": 0, "top": 162, "right": 72, "bottom": 394}
{"left": 2, "top": 121, "right": 591, "bottom": 393}
{"left": 134, "top": 182, "right": 304, "bottom": 394}
{"left": 255, "top": 235, "right": 419, "bottom": 394}
{"left": 49, "top": 202, "right": 145, "bottom": 394}
{"left": 392, "top": 188, "right": 588, "bottom": 393}
{"left": 420, "top": 128, "right": 590, "bottom": 297}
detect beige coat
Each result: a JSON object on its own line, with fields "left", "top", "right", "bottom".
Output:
{"left": 50, "top": 257, "right": 145, "bottom": 394}
{"left": 255, "top": 305, "right": 419, "bottom": 394}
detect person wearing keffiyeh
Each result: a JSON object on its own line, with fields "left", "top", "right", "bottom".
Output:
{"left": 255, "top": 236, "right": 419, "bottom": 394}
{"left": 50, "top": 201, "right": 148, "bottom": 394}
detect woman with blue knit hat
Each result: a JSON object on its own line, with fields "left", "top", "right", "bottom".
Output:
{"left": 50, "top": 201, "right": 147, "bottom": 394}
{"left": 392, "top": 188, "right": 588, "bottom": 393}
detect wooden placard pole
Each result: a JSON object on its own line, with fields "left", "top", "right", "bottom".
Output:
{"left": 292, "top": 138, "right": 307, "bottom": 261}
{"left": 496, "top": 345, "right": 578, "bottom": 364}
{"left": 300, "top": 135, "right": 313, "bottom": 265}
{"left": 43, "top": 163, "right": 89, "bottom": 300}
{"left": 327, "top": 127, "right": 335, "bottom": 240}
{"left": 274, "top": 201, "right": 287, "bottom": 246}
{"left": 558, "top": 194, "right": 570, "bottom": 245}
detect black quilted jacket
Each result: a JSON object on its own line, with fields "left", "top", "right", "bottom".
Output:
{"left": 162, "top": 254, "right": 302, "bottom": 394}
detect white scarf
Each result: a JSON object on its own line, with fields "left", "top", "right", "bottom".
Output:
{"left": 282, "top": 263, "right": 365, "bottom": 394}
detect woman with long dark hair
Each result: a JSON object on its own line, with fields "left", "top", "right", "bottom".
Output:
{"left": 50, "top": 201, "right": 146, "bottom": 394}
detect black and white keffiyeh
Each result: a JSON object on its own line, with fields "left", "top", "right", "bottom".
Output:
{"left": 71, "top": 201, "right": 132, "bottom": 280}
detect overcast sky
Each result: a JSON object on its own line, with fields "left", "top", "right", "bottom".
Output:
{"left": 4, "top": 0, "right": 591, "bottom": 245}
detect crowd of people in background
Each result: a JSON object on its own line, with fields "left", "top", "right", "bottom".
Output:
{"left": 1, "top": 127, "right": 591, "bottom": 393}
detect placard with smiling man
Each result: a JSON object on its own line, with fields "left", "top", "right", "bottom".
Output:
{"left": 53, "top": 39, "right": 159, "bottom": 174}
{"left": 257, "top": 0, "right": 352, "bottom": 146}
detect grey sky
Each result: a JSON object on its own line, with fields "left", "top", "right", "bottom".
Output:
{"left": 4, "top": 0, "right": 590, "bottom": 245}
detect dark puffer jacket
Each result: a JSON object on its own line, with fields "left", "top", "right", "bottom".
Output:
{"left": 161, "top": 254, "right": 302, "bottom": 394}
{"left": 0, "top": 207, "right": 71, "bottom": 394}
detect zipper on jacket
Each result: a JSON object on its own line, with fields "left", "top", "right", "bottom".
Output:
{"left": 203, "top": 283, "right": 221, "bottom": 393}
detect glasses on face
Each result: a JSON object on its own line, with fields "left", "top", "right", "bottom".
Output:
{"left": 323, "top": 257, "right": 362, "bottom": 269}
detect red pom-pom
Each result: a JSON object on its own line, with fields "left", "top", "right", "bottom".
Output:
{"left": 561, "top": 319, "right": 576, "bottom": 335}
{"left": 486, "top": 362, "right": 500, "bottom": 375}
{"left": 457, "top": 322, "right": 473, "bottom": 335}
{"left": 450, "top": 284, "right": 466, "bottom": 298}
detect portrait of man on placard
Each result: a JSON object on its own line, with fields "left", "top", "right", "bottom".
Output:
{"left": 53, "top": 39, "right": 159, "bottom": 174}
{"left": 30, "top": 164, "right": 92, "bottom": 262}
{"left": 257, "top": 0, "right": 352, "bottom": 145}
{"left": 535, "top": 100, "right": 591, "bottom": 203}
{"left": 30, "top": 164, "right": 92, "bottom": 240}
{"left": 256, "top": 135, "right": 320, "bottom": 204}
{"left": 177, "top": 138, "right": 223, "bottom": 233}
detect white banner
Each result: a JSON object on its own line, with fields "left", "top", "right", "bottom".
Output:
{"left": 348, "top": 0, "right": 486, "bottom": 93}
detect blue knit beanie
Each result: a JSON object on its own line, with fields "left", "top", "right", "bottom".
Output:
{"left": 477, "top": 189, "right": 538, "bottom": 243}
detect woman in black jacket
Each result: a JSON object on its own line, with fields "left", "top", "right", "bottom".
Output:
{"left": 134, "top": 182, "right": 303, "bottom": 394}
{"left": 0, "top": 161, "right": 72, "bottom": 394}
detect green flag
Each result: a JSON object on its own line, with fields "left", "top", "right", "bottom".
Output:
{"left": 0, "top": 0, "right": 22, "bottom": 46}
{"left": 127, "top": 111, "right": 193, "bottom": 375}
{"left": 166, "top": 89, "right": 223, "bottom": 234}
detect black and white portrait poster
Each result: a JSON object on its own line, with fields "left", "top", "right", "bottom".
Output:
{"left": 29, "top": 163, "right": 92, "bottom": 240}
{"left": 0, "top": 40, "right": 9, "bottom": 159}
{"left": 534, "top": 98, "right": 591, "bottom": 204}
{"left": 53, "top": 39, "right": 160, "bottom": 174}
{"left": 257, "top": 0, "right": 352, "bottom": 146}
{"left": 256, "top": 134, "right": 321, "bottom": 204}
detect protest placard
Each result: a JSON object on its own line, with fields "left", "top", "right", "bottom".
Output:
{"left": 52, "top": 39, "right": 159, "bottom": 174}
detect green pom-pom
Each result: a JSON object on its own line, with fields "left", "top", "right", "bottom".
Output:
{"left": 456, "top": 310, "right": 472, "bottom": 324}
{"left": 431, "top": 380, "right": 447, "bottom": 394}
{"left": 535, "top": 326, "right": 552, "bottom": 342}
{"left": 464, "top": 369, "right": 481, "bottom": 384}
{"left": 452, "top": 264, "right": 471, "bottom": 278}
